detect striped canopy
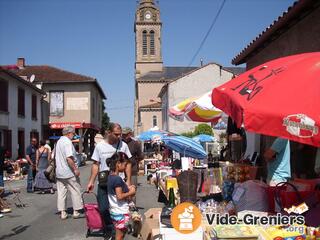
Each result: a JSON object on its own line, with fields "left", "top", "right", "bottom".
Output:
{"left": 161, "top": 135, "right": 207, "bottom": 159}
{"left": 169, "top": 91, "right": 222, "bottom": 123}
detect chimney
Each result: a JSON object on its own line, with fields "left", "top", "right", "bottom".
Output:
{"left": 17, "top": 57, "right": 25, "bottom": 69}
{"left": 200, "top": 58, "right": 203, "bottom": 66}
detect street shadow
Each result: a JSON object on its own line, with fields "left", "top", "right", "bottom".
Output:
{"left": 0, "top": 225, "right": 30, "bottom": 240}
{"left": 55, "top": 207, "right": 84, "bottom": 215}
{"left": 5, "top": 214, "right": 22, "bottom": 219}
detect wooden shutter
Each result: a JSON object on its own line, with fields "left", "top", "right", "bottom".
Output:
{"left": 3, "top": 129, "right": 12, "bottom": 156}
{"left": 32, "top": 94, "right": 37, "bottom": 120}
{"left": 18, "top": 130, "right": 25, "bottom": 157}
{"left": 0, "top": 80, "right": 8, "bottom": 112}
{"left": 18, "top": 88, "right": 25, "bottom": 116}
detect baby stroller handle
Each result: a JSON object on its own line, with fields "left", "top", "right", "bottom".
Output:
{"left": 82, "top": 191, "right": 105, "bottom": 238}
{"left": 82, "top": 191, "right": 98, "bottom": 204}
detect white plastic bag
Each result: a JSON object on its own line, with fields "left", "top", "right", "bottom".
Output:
{"left": 232, "top": 180, "right": 269, "bottom": 212}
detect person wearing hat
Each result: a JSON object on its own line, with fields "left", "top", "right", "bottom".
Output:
{"left": 55, "top": 125, "right": 83, "bottom": 220}
{"left": 122, "top": 127, "right": 144, "bottom": 193}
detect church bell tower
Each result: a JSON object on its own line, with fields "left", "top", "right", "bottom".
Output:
{"left": 135, "top": 0, "right": 163, "bottom": 77}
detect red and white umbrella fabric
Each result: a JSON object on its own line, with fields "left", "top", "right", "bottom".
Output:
{"left": 169, "top": 91, "right": 222, "bottom": 123}
{"left": 212, "top": 52, "right": 320, "bottom": 147}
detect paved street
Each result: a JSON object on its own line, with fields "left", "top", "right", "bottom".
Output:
{"left": 0, "top": 162, "right": 162, "bottom": 240}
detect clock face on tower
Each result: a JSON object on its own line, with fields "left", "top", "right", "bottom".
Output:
{"left": 145, "top": 12, "right": 152, "bottom": 20}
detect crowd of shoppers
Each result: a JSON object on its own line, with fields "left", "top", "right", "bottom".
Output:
{"left": 0, "top": 121, "right": 159, "bottom": 239}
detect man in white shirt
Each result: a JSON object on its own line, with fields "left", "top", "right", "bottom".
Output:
{"left": 87, "top": 123, "right": 132, "bottom": 234}
{"left": 56, "top": 126, "right": 83, "bottom": 220}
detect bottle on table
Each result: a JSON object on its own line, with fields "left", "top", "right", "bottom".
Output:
{"left": 168, "top": 187, "right": 175, "bottom": 208}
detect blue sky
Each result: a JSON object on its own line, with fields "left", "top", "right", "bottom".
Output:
{"left": 0, "top": 0, "right": 295, "bottom": 128}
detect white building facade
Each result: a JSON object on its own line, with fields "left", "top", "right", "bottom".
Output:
{"left": 12, "top": 58, "right": 106, "bottom": 156}
{"left": 159, "top": 63, "right": 242, "bottom": 134}
{"left": 0, "top": 68, "right": 44, "bottom": 159}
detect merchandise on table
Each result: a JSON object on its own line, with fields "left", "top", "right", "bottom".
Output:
{"left": 206, "top": 224, "right": 259, "bottom": 240}
{"left": 258, "top": 225, "right": 306, "bottom": 240}
{"left": 232, "top": 180, "right": 269, "bottom": 213}
{"left": 177, "top": 170, "right": 198, "bottom": 203}
{"left": 222, "top": 163, "right": 258, "bottom": 183}
{"left": 197, "top": 198, "right": 228, "bottom": 216}
{"left": 222, "top": 180, "right": 234, "bottom": 202}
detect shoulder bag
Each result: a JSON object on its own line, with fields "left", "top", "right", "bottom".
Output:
{"left": 36, "top": 149, "right": 46, "bottom": 166}
{"left": 44, "top": 145, "right": 56, "bottom": 183}
{"left": 275, "top": 181, "right": 320, "bottom": 227}
{"left": 98, "top": 141, "right": 120, "bottom": 188}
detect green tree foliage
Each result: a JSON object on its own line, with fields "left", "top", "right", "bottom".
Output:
{"left": 181, "top": 131, "right": 196, "bottom": 138}
{"left": 101, "top": 101, "right": 110, "bottom": 134}
{"left": 180, "top": 124, "right": 213, "bottom": 138}
{"left": 194, "top": 123, "right": 213, "bottom": 136}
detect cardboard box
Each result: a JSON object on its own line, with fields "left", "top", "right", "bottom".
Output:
{"left": 141, "top": 218, "right": 159, "bottom": 240}
{"left": 141, "top": 208, "right": 162, "bottom": 240}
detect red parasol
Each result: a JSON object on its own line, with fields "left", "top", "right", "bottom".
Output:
{"left": 212, "top": 52, "right": 320, "bottom": 147}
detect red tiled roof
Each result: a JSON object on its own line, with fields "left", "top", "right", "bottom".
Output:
{"left": 232, "top": 0, "right": 318, "bottom": 65}
{"left": 11, "top": 65, "right": 106, "bottom": 99}
{"left": 0, "top": 67, "right": 45, "bottom": 94}
{"left": 14, "top": 65, "right": 95, "bottom": 82}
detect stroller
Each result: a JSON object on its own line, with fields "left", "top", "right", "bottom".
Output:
{"left": 82, "top": 191, "right": 105, "bottom": 238}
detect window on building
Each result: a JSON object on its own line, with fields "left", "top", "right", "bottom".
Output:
{"left": 152, "top": 115, "right": 157, "bottom": 127}
{"left": 2, "top": 129, "right": 12, "bottom": 156}
{"left": 32, "top": 94, "right": 37, "bottom": 120}
{"left": 18, "top": 129, "right": 25, "bottom": 157}
{"left": 18, "top": 88, "right": 25, "bottom": 117}
{"left": 0, "top": 80, "right": 8, "bottom": 112}
{"left": 142, "top": 30, "right": 148, "bottom": 55}
{"left": 150, "top": 30, "right": 155, "bottom": 55}
{"left": 50, "top": 91, "right": 64, "bottom": 116}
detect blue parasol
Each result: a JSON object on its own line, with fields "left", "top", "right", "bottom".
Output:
{"left": 192, "top": 134, "right": 216, "bottom": 143}
{"left": 161, "top": 135, "right": 207, "bottom": 159}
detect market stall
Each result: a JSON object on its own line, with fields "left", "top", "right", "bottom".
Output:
{"left": 141, "top": 53, "right": 320, "bottom": 240}
{"left": 143, "top": 160, "right": 320, "bottom": 240}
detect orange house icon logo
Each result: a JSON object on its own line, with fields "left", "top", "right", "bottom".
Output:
{"left": 170, "top": 202, "right": 202, "bottom": 234}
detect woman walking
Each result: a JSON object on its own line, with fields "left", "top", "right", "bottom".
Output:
{"left": 34, "top": 140, "right": 54, "bottom": 194}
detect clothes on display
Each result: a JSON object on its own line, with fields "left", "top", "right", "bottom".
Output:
{"left": 177, "top": 171, "right": 198, "bottom": 203}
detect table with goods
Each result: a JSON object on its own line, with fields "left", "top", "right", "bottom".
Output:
{"left": 141, "top": 159, "right": 320, "bottom": 240}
